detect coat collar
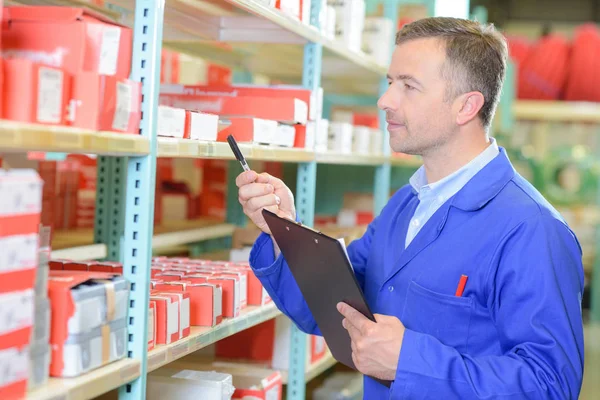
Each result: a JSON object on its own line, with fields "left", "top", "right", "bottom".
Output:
{"left": 450, "top": 147, "right": 515, "bottom": 211}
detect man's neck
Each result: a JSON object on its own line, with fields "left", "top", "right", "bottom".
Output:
{"left": 422, "top": 133, "right": 490, "bottom": 184}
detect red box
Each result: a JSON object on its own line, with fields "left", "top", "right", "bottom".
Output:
{"left": 0, "top": 290, "right": 34, "bottom": 351}
{"left": 2, "top": 6, "right": 132, "bottom": 79}
{"left": 160, "top": 94, "right": 308, "bottom": 125}
{"left": 155, "top": 272, "right": 185, "bottom": 281}
{"left": 148, "top": 301, "right": 156, "bottom": 351}
{"left": 150, "top": 293, "right": 180, "bottom": 345}
{"left": 0, "top": 345, "right": 28, "bottom": 400}
{"left": 2, "top": 58, "right": 71, "bottom": 125}
{"left": 207, "top": 275, "right": 241, "bottom": 318}
{"left": 231, "top": 369, "right": 282, "bottom": 400}
{"left": 219, "top": 271, "right": 247, "bottom": 309}
{"left": 69, "top": 73, "right": 141, "bottom": 133}
{"left": 89, "top": 262, "right": 123, "bottom": 274}
{"left": 157, "top": 291, "right": 190, "bottom": 339}
{"left": 63, "top": 261, "right": 96, "bottom": 272}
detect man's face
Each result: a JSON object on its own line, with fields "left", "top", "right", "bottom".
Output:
{"left": 378, "top": 38, "right": 458, "bottom": 156}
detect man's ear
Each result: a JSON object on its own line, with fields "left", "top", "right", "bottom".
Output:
{"left": 455, "top": 91, "right": 485, "bottom": 126}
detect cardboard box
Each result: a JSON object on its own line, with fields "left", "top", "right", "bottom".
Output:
{"left": 185, "top": 111, "right": 218, "bottom": 141}
{"left": 169, "top": 361, "right": 283, "bottom": 400}
{"left": 328, "top": 122, "right": 353, "bottom": 153}
{"left": 150, "top": 293, "right": 180, "bottom": 345}
{"left": 89, "top": 262, "right": 123, "bottom": 274}
{"left": 0, "top": 346, "right": 28, "bottom": 400}
{"left": 276, "top": 0, "right": 301, "bottom": 19}
{"left": 157, "top": 291, "right": 190, "bottom": 340}
{"left": 207, "top": 276, "right": 241, "bottom": 318}
{"left": 68, "top": 73, "right": 141, "bottom": 133}
{"left": 147, "top": 370, "right": 235, "bottom": 400}
{"left": 161, "top": 84, "right": 321, "bottom": 121}
{"left": 353, "top": 126, "right": 371, "bottom": 155}
{"left": 273, "top": 124, "right": 296, "bottom": 148}
{"left": 160, "top": 93, "right": 308, "bottom": 125}
{"left": 157, "top": 105, "right": 187, "bottom": 138}
{"left": 48, "top": 271, "right": 129, "bottom": 338}
{"left": 301, "top": 0, "right": 313, "bottom": 25}
{"left": 0, "top": 234, "right": 38, "bottom": 294}
{"left": 294, "top": 121, "right": 316, "bottom": 149}
{"left": 2, "top": 58, "right": 71, "bottom": 125}
{"left": 148, "top": 301, "right": 156, "bottom": 351}
{"left": 0, "top": 290, "right": 34, "bottom": 350}
{"left": 327, "top": 0, "right": 365, "bottom": 52}
{"left": 2, "top": 6, "right": 133, "bottom": 78}
{"left": 63, "top": 261, "right": 96, "bottom": 272}
{"left": 362, "top": 17, "right": 395, "bottom": 65}
{"left": 216, "top": 316, "right": 325, "bottom": 370}
{"left": 217, "top": 117, "right": 277, "bottom": 145}
{"left": 315, "top": 119, "right": 330, "bottom": 152}
{"left": 219, "top": 271, "right": 248, "bottom": 309}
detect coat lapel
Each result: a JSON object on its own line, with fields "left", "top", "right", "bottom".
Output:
{"left": 382, "top": 201, "right": 452, "bottom": 286}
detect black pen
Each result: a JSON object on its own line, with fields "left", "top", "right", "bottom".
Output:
{"left": 227, "top": 134, "right": 250, "bottom": 172}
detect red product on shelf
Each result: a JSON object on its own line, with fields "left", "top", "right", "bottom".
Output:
{"left": 2, "top": 6, "right": 133, "bottom": 79}
{"left": 156, "top": 291, "right": 190, "bottom": 340}
{"left": 150, "top": 293, "right": 180, "bottom": 345}
{"left": 207, "top": 275, "right": 241, "bottom": 318}
{"left": 148, "top": 301, "right": 157, "bottom": 351}
{"left": 565, "top": 24, "right": 600, "bottom": 102}
{"left": 518, "top": 34, "right": 571, "bottom": 100}
{"left": 69, "top": 73, "right": 142, "bottom": 133}
{"left": 2, "top": 58, "right": 71, "bottom": 125}
{"left": 89, "top": 262, "right": 123, "bottom": 274}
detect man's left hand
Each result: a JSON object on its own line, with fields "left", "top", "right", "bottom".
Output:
{"left": 337, "top": 302, "right": 405, "bottom": 381}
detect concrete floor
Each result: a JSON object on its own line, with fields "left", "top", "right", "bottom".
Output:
{"left": 582, "top": 324, "right": 600, "bottom": 399}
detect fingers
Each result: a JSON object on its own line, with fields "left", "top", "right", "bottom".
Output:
{"left": 239, "top": 183, "right": 275, "bottom": 201}
{"left": 337, "top": 303, "right": 370, "bottom": 334}
{"left": 342, "top": 317, "right": 362, "bottom": 339}
{"left": 236, "top": 170, "right": 258, "bottom": 188}
{"left": 257, "top": 173, "right": 286, "bottom": 189}
{"left": 245, "top": 194, "right": 281, "bottom": 213}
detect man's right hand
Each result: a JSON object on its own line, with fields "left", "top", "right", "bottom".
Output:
{"left": 236, "top": 170, "right": 296, "bottom": 235}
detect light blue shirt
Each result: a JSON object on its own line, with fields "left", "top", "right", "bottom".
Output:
{"left": 405, "top": 138, "right": 500, "bottom": 248}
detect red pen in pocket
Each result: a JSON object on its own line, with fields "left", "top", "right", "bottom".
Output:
{"left": 455, "top": 275, "right": 468, "bottom": 297}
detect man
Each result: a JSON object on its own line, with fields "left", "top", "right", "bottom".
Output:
{"left": 236, "top": 17, "right": 584, "bottom": 399}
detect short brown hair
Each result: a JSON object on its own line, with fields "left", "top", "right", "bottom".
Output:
{"left": 396, "top": 17, "right": 508, "bottom": 129}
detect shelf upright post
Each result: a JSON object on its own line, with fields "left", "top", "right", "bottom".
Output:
{"left": 374, "top": 0, "right": 399, "bottom": 216}
{"left": 117, "top": 1, "right": 165, "bottom": 399}
{"left": 593, "top": 133, "right": 600, "bottom": 322}
{"left": 287, "top": 1, "right": 323, "bottom": 399}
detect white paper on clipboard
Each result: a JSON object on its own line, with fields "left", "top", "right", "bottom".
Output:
{"left": 337, "top": 238, "right": 353, "bottom": 271}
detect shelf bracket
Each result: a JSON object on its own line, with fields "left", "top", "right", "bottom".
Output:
{"left": 118, "top": 1, "right": 165, "bottom": 399}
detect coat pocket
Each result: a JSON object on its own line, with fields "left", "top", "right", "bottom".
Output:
{"left": 401, "top": 280, "right": 473, "bottom": 354}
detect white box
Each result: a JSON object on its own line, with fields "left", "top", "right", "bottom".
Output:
{"left": 363, "top": 17, "right": 395, "bottom": 65}
{"left": 273, "top": 124, "right": 296, "bottom": 147}
{"left": 157, "top": 105, "right": 187, "bottom": 138}
{"left": 328, "top": 122, "right": 353, "bottom": 154}
{"left": 0, "top": 346, "right": 29, "bottom": 391}
{"left": 0, "top": 170, "right": 42, "bottom": 217}
{"left": 315, "top": 119, "right": 329, "bottom": 152}
{"left": 148, "top": 370, "right": 235, "bottom": 400}
{"left": 0, "top": 234, "right": 38, "bottom": 274}
{"left": 302, "top": 0, "right": 313, "bottom": 25}
{"left": 0, "top": 290, "right": 34, "bottom": 338}
{"left": 278, "top": 0, "right": 301, "bottom": 19}
{"left": 67, "top": 276, "right": 129, "bottom": 334}
{"left": 328, "top": 0, "right": 365, "bottom": 52}
{"left": 353, "top": 126, "right": 371, "bottom": 155}
{"left": 271, "top": 316, "right": 318, "bottom": 370}
{"left": 326, "top": 6, "right": 336, "bottom": 40}
{"left": 370, "top": 128, "right": 384, "bottom": 155}
{"left": 188, "top": 111, "right": 219, "bottom": 141}
{"left": 59, "top": 318, "right": 127, "bottom": 377}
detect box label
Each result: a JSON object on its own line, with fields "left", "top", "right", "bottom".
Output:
{"left": 167, "top": 301, "right": 179, "bottom": 341}
{"left": 99, "top": 27, "right": 122, "bottom": 76}
{"left": 37, "top": 67, "right": 63, "bottom": 124}
{"left": 113, "top": 82, "right": 133, "bottom": 132}
{"left": 158, "top": 107, "right": 186, "bottom": 138}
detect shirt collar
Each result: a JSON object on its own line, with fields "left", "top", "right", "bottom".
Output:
{"left": 409, "top": 138, "right": 500, "bottom": 204}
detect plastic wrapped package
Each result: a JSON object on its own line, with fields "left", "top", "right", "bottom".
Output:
{"left": 28, "top": 342, "right": 50, "bottom": 390}
{"left": 313, "top": 372, "right": 364, "bottom": 400}
{"left": 148, "top": 369, "right": 235, "bottom": 400}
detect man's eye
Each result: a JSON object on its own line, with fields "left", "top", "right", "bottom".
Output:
{"left": 405, "top": 83, "right": 415, "bottom": 90}
{"left": 387, "top": 81, "right": 392, "bottom": 86}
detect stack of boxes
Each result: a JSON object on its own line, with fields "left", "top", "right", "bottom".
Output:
{"left": 327, "top": 110, "right": 384, "bottom": 155}
{"left": 48, "top": 257, "right": 270, "bottom": 353}
{"left": 0, "top": 169, "right": 42, "bottom": 399}
{"left": 45, "top": 269, "right": 129, "bottom": 377}
{"left": 159, "top": 84, "right": 323, "bottom": 150}
{"left": 1, "top": 6, "right": 141, "bottom": 133}
{"left": 327, "top": 0, "right": 366, "bottom": 53}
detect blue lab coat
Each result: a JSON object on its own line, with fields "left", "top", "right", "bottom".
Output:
{"left": 249, "top": 148, "right": 585, "bottom": 399}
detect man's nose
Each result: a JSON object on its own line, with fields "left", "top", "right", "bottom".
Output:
{"left": 377, "top": 86, "right": 396, "bottom": 112}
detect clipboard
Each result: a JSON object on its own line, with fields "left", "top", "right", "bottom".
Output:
{"left": 262, "top": 209, "right": 376, "bottom": 371}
